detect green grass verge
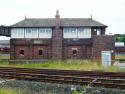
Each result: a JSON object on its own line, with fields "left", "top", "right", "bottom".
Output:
{"left": 0, "top": 60, "right": 124, "bottom": 72}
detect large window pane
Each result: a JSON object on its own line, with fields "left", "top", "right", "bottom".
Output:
{"left": 39, "top": 28, "right": 52, "bottom": 38}
{"left": 25, "top": 28, "right": 38, "bottom": 38}
{"left": 11, "top": 28, "right": 24, "bottom": 38}
{"left": 97, "top": 29, "right": 101, "bottom": 35}
{"left": 83, "top": 28, "right": 91, "bottom": 38}
{"left": 63, "top": 28, "right": 69, "bottom": 38}
{"left": 63, "top": 28, "right": 77, "bottom": 38}
{"left": 63, "top": 28, "right": 91, "bottom": 38}
{"left": 77, "top": 28, "right": 84, "bottom": 38}
{"left": 78, "top": 28, "right": 91, "bottom": 38}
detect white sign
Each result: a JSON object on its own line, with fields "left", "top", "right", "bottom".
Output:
{"left": 101, "top": 51, "right": 111, "bottom": 67}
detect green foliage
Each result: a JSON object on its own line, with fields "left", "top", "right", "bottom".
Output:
{"left": 115, "top": 34, "right": 125, "bottom": 42}
{"left": 0, "top": 60, "right": 101, "bottom": 71}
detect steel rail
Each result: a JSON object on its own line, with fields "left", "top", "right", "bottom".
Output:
{"left": 0, "top": 67, "right": 125, "bottom": 89}
{"left": 0, "top": 67, "right": 125, "bottom": 78}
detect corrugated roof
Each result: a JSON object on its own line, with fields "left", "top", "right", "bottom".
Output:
{"left": 11, "top": 18, "right": 107, "bottom": 27}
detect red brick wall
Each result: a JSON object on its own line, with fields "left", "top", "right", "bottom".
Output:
{"left": 91, "top": 28, "right": 106, "bottom": 36}
{"left": 11, "top": 45, "right": 51, "bottom": 60}
{"left": 10, "top": 39, "right": 52, "bottom": 60}
{"left": 10, "top": 38, "right": 93, "bottom": 60}
{"left": 64, "top": 46, "right": 82, "bottom": 59}
{"left": 14, "top": 45, "right": 30, "bottom": 59}
{"left": 32, "top": 45, "right": 51, "bottom": 59}
{"left": 92, "top": 35, "right": 115, "bottom": 61}
{"left": 64, "top": 45, "right": 92, "bottom": 59}
{"left": 52, "top": 27, "right": 63, "bottom": 59}
{"left": 86, "top": 45, "right": 92, "bottom": 59}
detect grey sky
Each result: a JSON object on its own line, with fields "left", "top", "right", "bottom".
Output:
{"left": 0, "top": 0, "right": 125, "bottom": 39}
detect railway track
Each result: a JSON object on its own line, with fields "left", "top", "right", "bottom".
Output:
{"left": 0, "top": 67, "right": 125, "bottom": 89}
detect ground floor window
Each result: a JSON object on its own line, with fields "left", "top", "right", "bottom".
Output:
{"left": 19, "top": 49, "right": 24, "bottom": 56}
{"left": 38, "top": 49, "right": 43, "bottom": 56}
{"left": 72, "top": 48, "right": 78, "bottom": 56}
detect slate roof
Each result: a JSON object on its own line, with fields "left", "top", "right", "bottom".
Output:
{"left": 11, "top": 18, "right": 107, "bottom": 27}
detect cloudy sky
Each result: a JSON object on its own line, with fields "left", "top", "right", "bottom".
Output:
{"left": 0, "top": 0, "right": 125, "bottom": 40}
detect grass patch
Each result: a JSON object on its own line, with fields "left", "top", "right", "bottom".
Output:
{"left": 0, "top": 54, "right": 10, "bottom": 59}
{"left": 0, "top": 60, "right": 101, "bottom": 71}
{"left": 0, "top": 60, "right": 124, "bottom": 72}
{"left": 0, "top": 87, "right": 18, "bottom": 94}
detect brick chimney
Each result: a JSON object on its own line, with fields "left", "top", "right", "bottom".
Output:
{"left": 52, "top": 10, "right": 63, "bottom": 59}
{"left": 55, "top": 10, "right": 60, "bottom": 27}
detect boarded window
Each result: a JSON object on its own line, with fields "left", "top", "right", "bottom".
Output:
{"left": 20, "top": 49, "right": 24, "bottom": 56}
{"left": 39, "top": 49, "right": 43, "bottom": 55}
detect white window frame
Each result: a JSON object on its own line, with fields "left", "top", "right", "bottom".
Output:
{"left": 63, "top": 28, "right": 91, "bottom": 38}
{"left": 97, "top": 29, "right": 101, "bottom": 35}
{"left": 63, "top": 28, "right": 77, "bottom": 38}
{"left": 25, "top": 28, "right": 38, "bottom": 38}
{"left": 11, "top": 28, "right": 24, "bottom": 38}
{"left": 39, "top": 28, "right": 52, "bottom": 38}
{"left": 11, "top": 28, "right": 52, "bottom": 39}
